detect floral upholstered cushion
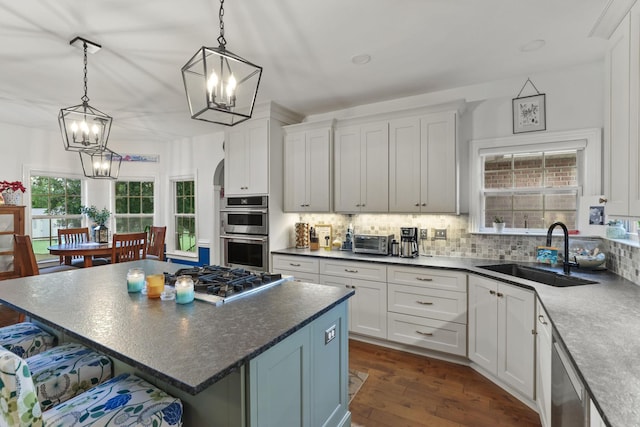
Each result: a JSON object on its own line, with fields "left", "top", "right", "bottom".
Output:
{"left": 0, "top": 347, "right": 44, "bottom": 426}
{"left": 43, "top": 373, "right": 183, "bottom": 426}
{"left": 0, "top": 322, "right": 56, "bottom": 358}
{"left": 27, "top": 342, "right": 113, "bottom": 412}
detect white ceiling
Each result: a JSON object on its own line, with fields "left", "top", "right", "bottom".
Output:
{"left": 0, "top": 0, "right": 610, "bottom": 144}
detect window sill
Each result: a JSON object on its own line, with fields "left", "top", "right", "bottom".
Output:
{"left": 165, "top": 251, "right": 198, "bottom": 261}
{"left": 604, "top": 236, "right": 640, "bottom": 248}
{"left": 471, "top": 230, "right": 606, "bottom": 238}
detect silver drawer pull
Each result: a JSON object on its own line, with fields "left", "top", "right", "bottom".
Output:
{"left": 538, "top": 314, "right": 548, "bottom": 325}
{"left": 345, "top": 269, "right": 358, "bottom": 273}
{"left": 416, "top": 301, "right": 433, "bottom": 305}
{"left": 345, "top": 285, "right": 355, "bottom": 289}
{"left": 496, "top": 292, "right": 504, "bottom": 298}
{"left": 416, "top": 277, "right": 433, "bottom": 282}
{"left": 489, "top": 290, "right": 496, "bottom": 295}
{"left": 289, "top": 263, "right": 301, "bottom": 267}
{"left": 416, "top": 330, "right": 433, "bottom": 337}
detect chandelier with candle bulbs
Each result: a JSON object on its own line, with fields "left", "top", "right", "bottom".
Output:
{"left": 181, "top": 0, "right": 262, "bottom": 126}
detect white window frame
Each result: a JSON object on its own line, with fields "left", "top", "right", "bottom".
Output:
{"left": 113, "top": 176, "right": 158, "bottom": 233}
{"left": 468, "top": 128, "right": 602, "bottom": 234}
{"left": 168, "top": 174, "right": 197, "bottom": 259}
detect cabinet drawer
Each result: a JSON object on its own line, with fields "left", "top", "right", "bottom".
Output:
{"left": 387, "top": 312, "right": 467, "bottom": 356}
{"left": 272, "top": 255, "right": 320, "bottom": 274}
{"left": 320, "top": 259, "right": 386, "bottom": 282}
{"left": 388, "top": 283, "right": 467, "bottom": 324}
{"left": 273, "top": 269, "right": 320, "bottom": 284}
{"left": 387, "top": 265, "right": 466, "bottom": 292}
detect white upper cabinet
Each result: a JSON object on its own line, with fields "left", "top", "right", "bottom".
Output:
{"left": 225, "top": 119, "right": 269, "bottom": 196}
{"left": 389, "top": 111, "right": 457, "bottom": 213}
{"left": 334, "top": 121, "right": 389, "bottom": 213}
{"left": 283, "top": 121, "right": 332, "bottom": 212}
{"left": 604, "top": 5, "right": 640, "bottom": 216}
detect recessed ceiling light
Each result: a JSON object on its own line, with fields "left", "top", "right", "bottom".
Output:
{"left": 520, "top": 39, "right": 546, "bottom": 52}
{"left": 351, "top": 54, "right": 371, "bottom": 65}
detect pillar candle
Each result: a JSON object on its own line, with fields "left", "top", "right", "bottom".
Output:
{"left": 175, "top": 275, "right": 195, "bottom": 304}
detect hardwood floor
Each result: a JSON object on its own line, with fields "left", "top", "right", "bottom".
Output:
{"left": 349, "top": 340, "right": 541, "bottom": 427}
{"left": 0, "top": 304, "right": 21, "bottom": 327}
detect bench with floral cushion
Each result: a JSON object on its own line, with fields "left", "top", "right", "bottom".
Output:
{"left": 0, "top": 322, "right": 56, "bottom": 358}
{"left": 0, "top": 346, "right": 183, "bottom": 426}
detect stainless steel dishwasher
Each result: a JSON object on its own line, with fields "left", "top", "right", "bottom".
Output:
{"left": 552, "top": 330, "right": 587, "bottom": 427}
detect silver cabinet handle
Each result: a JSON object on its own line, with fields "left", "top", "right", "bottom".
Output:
{"left": 344, "top": 285, "right": 356, "bottom": 289}
{"left": 489, "top": 290, "right": 496, "bottom": 295}
{"left": 538, "top": 314, "right": 547, "bottom": 325}
{"left": 289, "top": 263, "right": 301, "bottom": 267}
{"left": 496, "top": 292, "right": 504, "bottom": 298}
{"left": 421, "top": 203, "right": 426, "bottom": 206}
{"left": 355, "top": 203, "right": 361, "bottom": 207}
{"left": 416, "top": 277, "right": 433, "bottom": 282}
{"left": 416, "top": 301, "right": 433, "bottom": 305}
{"left": 345, "top": 269, "right": 358, "bottom": 273}
{"left": 416, "top": 330, "right": 433, "bottom": 336}
{"left": 414, "top": 203, "right": 420, "bottom": 207}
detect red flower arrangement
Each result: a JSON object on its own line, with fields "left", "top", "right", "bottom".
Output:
{"left": 0, "top": 181, "right": 26, "bottom": 193}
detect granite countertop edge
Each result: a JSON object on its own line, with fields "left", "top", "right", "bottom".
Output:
{"left": 272, "top": 247, "right": 637, "bottom": 427}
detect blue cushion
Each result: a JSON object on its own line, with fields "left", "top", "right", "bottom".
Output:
{"left": 27, "top": 342, "right": 113, "bottom": 411}
{"left": 0, "top": 322, "right": 56, "bottom": 358}
{"left": 43, "top": 373, "right": 183, "bottom": 426}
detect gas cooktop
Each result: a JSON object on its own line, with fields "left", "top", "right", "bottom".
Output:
{"left": 164, "top": 265, "right": 289, "bottom": 305}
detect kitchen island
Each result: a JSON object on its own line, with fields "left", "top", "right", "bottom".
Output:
{"left": 0, "top": 260, "right": 354, "bottom": 426}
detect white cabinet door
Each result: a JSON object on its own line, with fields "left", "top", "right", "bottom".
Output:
{"left": 334, "top": 126, "right": 362, "bottom": 212}
{"left": 389, "top": 117, "right": 421, "bottom": 212}
{"left": 468, "top": 275, "right": 535, "bottom": 400}
{"left": 536, "top": 299, "right": 552, "bottom": 427}
{"left": 589, "top": 398, "right": 606, "bottom": 427}
{"left": 350, "top": 278, "right": 387, "bottom": 339}
{"left": 605, "top": 14, "right": 631, "bottom": 215}
{"left": 497, "top": 282, "right": 535, "bottom": 399}
{"left": 420, "top": 111, "right": 457, "bottom": 213}
{"left": 283, "top": 127, "right": 331, "bottom": 212}
{"left": 334, "top": 121, "right": 388, "bottom": 212}
{"left": 224, "top": 119, "right": 269, "bottom": 196}
{"left": 283, "top": 130, "right": 307, "bottom": 211}
{"left": 629, "top": 5, "right": 640, "bottom": 215}
{"left": 468, "top": 275, "right": 498, "bottom": 374}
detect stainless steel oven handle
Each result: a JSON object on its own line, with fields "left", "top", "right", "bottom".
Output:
{"left": 220, "top": 208, "right": 269, "bottom": 214}
{"left": 221, "top": 235, "right": 268, "bottom": 242}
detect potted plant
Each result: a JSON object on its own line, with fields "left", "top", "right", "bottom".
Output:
{"left": 0, "top": 180, "right": 26, "bottom": 205}
{"left": 493, "top": 216, "right": 505, "bottom": 233}
{"left": 81, "top": 205, "right": 111, "bottom": 243}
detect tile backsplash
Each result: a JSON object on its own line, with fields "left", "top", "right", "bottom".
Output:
{"left": 295, "top": 213, "right": 640, "bottom": 285}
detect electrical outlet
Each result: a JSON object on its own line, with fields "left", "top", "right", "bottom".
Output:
{"left": 420, "top": 229, "right": 428, "bottom": 240}
{"left": 434, "top": 229, "right": 447, "bottom": 240}
{"left": 325, "top": 325, "right": 336, "bottom": 345}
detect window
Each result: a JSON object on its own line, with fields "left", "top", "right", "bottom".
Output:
{"left": 173, "top": 179, "right": 196, "bottom": 254}
{"left": 115, "top": 180, "right": 155, "bottom": 233}
{"left": 483, "top": 151, "right": 578, "bottom": 229}
{"left": 30, "top": 175, "right": 82, "bottom": 261}
{"left": 469, "top": 128, "right": 602, "bottom": 233}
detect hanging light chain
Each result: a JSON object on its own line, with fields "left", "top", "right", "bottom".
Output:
{"left": 81, "top": 42, "right": 89, "bottom": 103}
{"left": 217, "top": 0, "right": 227, "bottom": 48}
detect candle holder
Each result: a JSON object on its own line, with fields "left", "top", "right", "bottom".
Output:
{"left": 126, "top": 268, "right": 145, "bottom": 293}
{"left": 175, "top": 275, "right": 195, "bottom": 304}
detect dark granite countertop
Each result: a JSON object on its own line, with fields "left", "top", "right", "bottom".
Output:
{"left": 0, "top": 260, "right": 354, "bottom": 395}
{"left": 273, "top": 248, "right": 638, "bottom": 427}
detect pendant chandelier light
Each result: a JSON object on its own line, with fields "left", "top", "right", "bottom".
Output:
{"left": 181, "top": 0, "right": 262, "bottom": 126}
{"left": 58, "top": 37, "right": 113, "bottom": 152}
{"left": 79, "top": 148, "right": 122, "bottom": 180}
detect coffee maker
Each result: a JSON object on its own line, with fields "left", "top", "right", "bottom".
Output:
{"left": 400, "top": 227, "right": 419, "bottom": 258}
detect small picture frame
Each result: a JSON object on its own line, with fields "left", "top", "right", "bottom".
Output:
{"left": 512, "top": 93, "right": 546, "bottom": 134}
{"left": 315, "top": 224, "right": 332, "bottom": 249}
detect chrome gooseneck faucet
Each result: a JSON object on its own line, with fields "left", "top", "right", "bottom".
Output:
{"left": 546, "top": 221, "right": 578, "bottom": 275}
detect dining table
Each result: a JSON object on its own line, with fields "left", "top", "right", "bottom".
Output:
{"left": 47, "top": 242, "right": 112, "bottom": 267}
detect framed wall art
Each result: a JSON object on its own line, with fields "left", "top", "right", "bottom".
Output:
{"left": 512, "top": 78, "right": 546, "bottom": 134}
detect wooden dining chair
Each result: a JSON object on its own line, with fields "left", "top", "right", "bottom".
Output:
{"left": 57, "top": 227, "right": 90, "bottom": 267}
{"left": 146, "top": 226, "right": 167, "bottom": 261}
{"left": 111, "top": 232, "right": 147, "bottom": 264}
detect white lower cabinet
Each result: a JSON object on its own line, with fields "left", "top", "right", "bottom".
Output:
{"left": 536, "top": 298, "right": 552, "bottom": 427}
{"left": 468, "top": 274, "right": 535, "bottom": 399}
{"left": 319, "top": 259, "right": 387, "bottom": 339}
{"left": 387, "top": 265, "right": 467, "bottom": 356}
{"left": 272, "top": 254, "right": 320, "bottom": 284}
{"left": 589, "top": 398, "right": 606, "bottom": 427}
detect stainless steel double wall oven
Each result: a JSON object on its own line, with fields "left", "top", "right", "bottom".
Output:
{"left": 220, "top": 196, "right": 269, "bottom": 272}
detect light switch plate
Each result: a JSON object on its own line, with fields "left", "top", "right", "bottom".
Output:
{"left": 434, "top": 229, "right": 447, "bottom": 240}
{"left": 420, "top": 229, "right": 428, "bottom": 240}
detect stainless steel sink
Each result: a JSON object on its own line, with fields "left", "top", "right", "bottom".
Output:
{"left": 479, "top": 264, "right": 597, "bottom": 287}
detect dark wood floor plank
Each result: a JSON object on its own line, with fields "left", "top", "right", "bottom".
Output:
{"left": 349, "top": 340, "right": 541, "bottom": 427}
